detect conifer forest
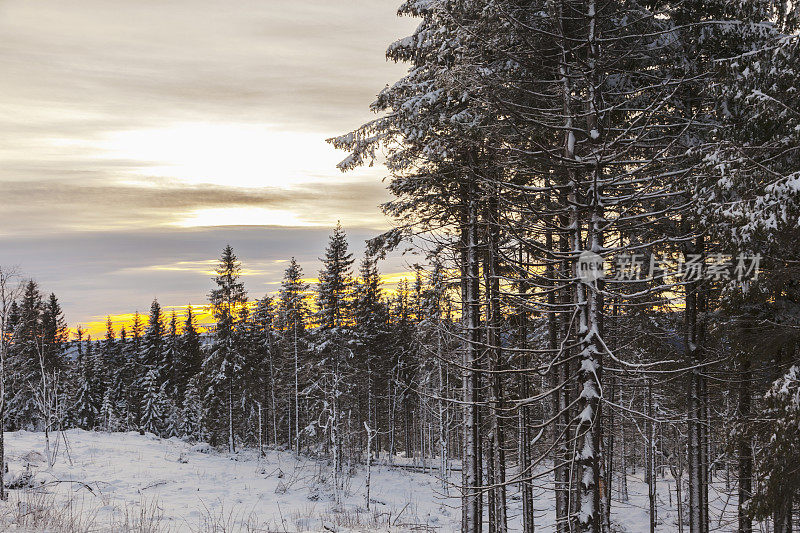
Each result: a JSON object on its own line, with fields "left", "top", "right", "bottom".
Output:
{"left": 1, "top": 1, "right": 800, "bottom": 532}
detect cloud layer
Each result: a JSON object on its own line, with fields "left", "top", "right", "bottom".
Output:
{"left": 0, "top": 0, "right": 417, "bottom": 326}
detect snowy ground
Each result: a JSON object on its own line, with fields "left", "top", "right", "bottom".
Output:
{"left": 0, "top": 430, "right": 739, "bottom": 532}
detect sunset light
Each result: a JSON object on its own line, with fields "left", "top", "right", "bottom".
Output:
{"left": 174, "top": 206, "right": 313, "bottom": 228}
{"left": 94, "top": 124, "right": 353, "bottom": 189}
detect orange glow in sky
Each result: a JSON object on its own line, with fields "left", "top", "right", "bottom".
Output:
{"left": 74, "top": 271, "right": 420, "bottom": 339}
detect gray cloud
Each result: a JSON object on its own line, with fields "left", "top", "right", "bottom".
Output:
{"left": 0, "top": 0, "right": 417, "bottom": 326}
{"left": 0, "top": 178, "right": 391, "bottom": 234}
{"left": 0, "top": 226, "right": 413, "bottom": 328}
{"left": 0, "top": 0, "right": 414, "bottom": 132}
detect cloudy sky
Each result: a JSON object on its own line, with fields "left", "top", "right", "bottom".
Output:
{"left": 0, "top": 0, "right": 417, "bottom": 333}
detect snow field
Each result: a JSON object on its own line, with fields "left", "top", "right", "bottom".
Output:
{"left": 0, "top": 430, "right": 742, "bottom": 532}
{"left": 1, "top": 430, "right": 458, "bottom": 532}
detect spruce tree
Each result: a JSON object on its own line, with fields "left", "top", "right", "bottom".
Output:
{"left": 40, "top": 293, "right": 67, "bottom": 375}
{"left": 205, "top": 245, "right": 247, "bottom": 453}
{"left": 352, "top": 253, "right": 388, "bottom": 459}
{"left": 141, "top": 300, "right": 165, "bottom": 371}
{"left": 314, "top": 223, "right": 355, "bottom": 499}
{"left": 138, "top": 300, "right": 165, "bottom": 433}
{"left": 139, "top": 367, "right": 163, "bottom": 436}
{"left": 8, "top": 280, "right": 43, "bottom": 428}
{"left": 315, "top": 222, "right": 354, "bottom": 330}
{"left": 182, "top": 375, "right": 205, "bottom": 442}
{"left": 74, "top": 336, "right": 100, "bottom": 429}
{"left": 100, "top": 316, "right": 117, "bottom": 389}
{"left": 278, "top": 257, "right": 309, "bottom": 453}
{"left": 124, "top": 311, "right": 144, "bottom": 429}
{"left": 246, "top": 296, "right": 277, "bottom": 448}
{"left": 163, "top": 310, "right": 180, "bottom": 401}
{"left": 178, "top": 305, "right": 202, "bottom": 401}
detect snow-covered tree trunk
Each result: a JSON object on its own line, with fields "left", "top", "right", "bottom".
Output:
{"left": 228, "top": 371, "right": 235, "bottom": 454}
{"left": 461, "top": 178, "right": 482, "bottom": 533}
{"left": 437, "top": 331, "right": 448, "bottom": 493}
{"left": 620, "top": 397, "right": 628, "bottom": 502}
{"left": 554, "top": 5, "right": 574, "bottom": 527}
{"left": 364, "top": 421, "right": 376, "bottom": 509}
{"left": 293, "top": 321, "right": 300, "bottom": 455}
{"left": 330, "top": 372, "right": 341, "bottom": 504}
{"left": 737, "top": 351, "right": 752, "bottom": 533}
{"left": 574, "top": 213, "right": 604, "bottom": 533}
{"left": 685, "top": 237, "right": 709, "bottom": 533}
{"left": 518, "top": 244, "right": 535, "bottom": 533}
{"left": 575, "top": 2, "right": 605, "bottom": 528}
{"left": 268, "top": 329, "right": 278, "bottom": 447}
{"left": 647, "top": 381, "right": 657, "bottom": 533}
{"left": 485, "top": 185, "right": 508, "bottom": 533}
{"left": 257, "top": 402, "right": 263, "bottom": 456}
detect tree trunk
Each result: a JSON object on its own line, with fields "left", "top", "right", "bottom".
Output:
{"left": 574, "top": 1, "right": 604, "bottom": 524}
{"left": 294, "top": 322, "right": 300, "bottom": 455}
{"left": 648, "top": 380, "right": 657, "bottom": 533}
{"left": 737, "top": 351, "right": 752, "bottom": 533}
{"left": 228, "top": 374, "right": 235, "bottom": 454}
{"left": 685, "top": 235, "right": 709, "bottom": 533}
{"left": 0, "top": 396, "right": 4, "bottom": 501}
{"left": 620, "top": 395, "right": 629, "bottom": 502}
{"left": 485, "top": 184, "right": 508, "bottom": 533}
{"left": 437, "top": 333, "right": 449, "bottom": 493}
{"left": 554, "top": 27, "right": 573, "bottom": 525}
{"left": 519, "top": 244, "right": 535, "bottom": 533}
{"left": 461, "top": 175, "right": 482, "bottom": 533}
{"left": 268, "top": 333, "right": 278, "bottom": 447}
{"left": 0, "top": 349, "right": 5, "bottom": 502}
{"left": 773, "top": 499, "right": 792, "bottom": 533}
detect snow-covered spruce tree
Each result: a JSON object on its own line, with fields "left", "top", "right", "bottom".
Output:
{"left": 160, "top": 310, "right": 181, "bottom": 437}
{"left": 115, "top": 326, "right": 130, "bottom": 428}
{"left": 62, "top": 325, "right": 85, "bottom": 430}
{"left": 123, "top": 311, "right": 145, "bottom": 430}
{"left": 181, "top": 374, "right": 206, "bottom": 442}
{"left": 233, "top": 302, "right": 258, "bottom": 445}
{"left": 40, "top": 293, "right": 69, "bottom": 433}
{"left": 100, "top": 317, "right": 116, "bottom": 385}
{"left": 99, "top": 316, "right": 125, "bottom": 430}
{"left": 387, "top": 279, "right": 417, "bottom": 464}
{"left": 40, "top": 293, "right": 68, "bottom": 376}
{"left": 137, "top": 299, "right": 165, "bottom": 434}
{"left": 415, "top": 259, "right": 458, "bottom": 492}
{"left": 750, "top": 365, "right": 800, "bottom": 532}
{"left": 7, "top": 280, "right": 44, "bottom": 429}
{"left": 352, "top": 253, "right": 388, "bottom": 462}
{"left": 139, "top": 367, "right": 163, "bottom": 436}
{"left": 205, "top": 245, "right": 247, "bottom": 453}
{"left": 140, "top": 299, "right": 165, "bottom": 373}
{"left": 177, "top": 305, "right": 203, "bottom": 403}
{"left": 249, "top": 295, "right": 280, "bottom": 449}
{"left": 494, "top": 3, "right": 703, "bottom": 528}
{"left": 278, "top": 257, "right": 309, "bottom": 453}
{"left": 312, "top": 222, "right": 355, "bottom": 502}
{"left": 74, "top": 335, "right": 101, "bottom": 429}
{"left": 163, "top": 310, "right": 180, "bottom": 402}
